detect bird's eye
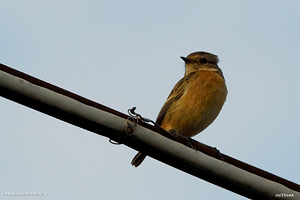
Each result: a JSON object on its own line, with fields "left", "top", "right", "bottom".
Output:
{"left": 200, "top": 58, "right": 207, "bottom": 64}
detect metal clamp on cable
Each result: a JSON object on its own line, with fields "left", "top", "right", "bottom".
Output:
{"left": 124, "top": 107, "right": 139, "bottom": 136}
{"left": 124, "top": 106, "right": 160, "bottom": 136}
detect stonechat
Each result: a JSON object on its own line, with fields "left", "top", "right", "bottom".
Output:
{"left": 131, "top": 51, "right": 228, "bottom": 167}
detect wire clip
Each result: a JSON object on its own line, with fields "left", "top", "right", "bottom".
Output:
{"left": 124, "top": 107, "right": 157, "bottom": 136}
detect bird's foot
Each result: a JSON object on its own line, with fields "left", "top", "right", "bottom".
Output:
{"left": 168, "top": 130, "right": 196, "bottom": 151}
{"left": 211, "top": 147, "right": 224, "bottom": 162}
{"left": 186, "top": 137, "right": 197, "bottom": 152}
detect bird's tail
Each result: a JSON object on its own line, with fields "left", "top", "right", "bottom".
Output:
{"left": 131, "top": 152, "right": 146, "bottom": 167}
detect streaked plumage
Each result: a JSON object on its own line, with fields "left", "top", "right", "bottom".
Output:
{"left": 132, "top": 51, "right": 227, "bottom": 167}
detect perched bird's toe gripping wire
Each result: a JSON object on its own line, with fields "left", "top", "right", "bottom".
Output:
{"left": 168, "top": 129, "right": 196, "bottom": 151}
{"left": 186, "top": 137, "right": 197, "bottom": 151}
{"left": 211, "top": 147, "right": 224, "bottom": 162}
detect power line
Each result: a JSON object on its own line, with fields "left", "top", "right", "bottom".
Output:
{"left": 0, "top": 63, "right": 299, "bottom": 199}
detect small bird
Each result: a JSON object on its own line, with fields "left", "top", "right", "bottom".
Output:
{"left": 131, "top": 51, "right": 228, "bottom": 167}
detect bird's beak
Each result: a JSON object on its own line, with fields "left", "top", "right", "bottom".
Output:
{"left": 180, "top": 56, "right": 189, "bottom": 63}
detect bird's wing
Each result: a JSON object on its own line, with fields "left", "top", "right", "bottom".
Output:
{"left": 156, "top": 72, "right": 196, "bottom": 125}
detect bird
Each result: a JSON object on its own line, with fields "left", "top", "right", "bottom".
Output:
{"left": 131, "top": 51, "right": 228, "bottom": 167}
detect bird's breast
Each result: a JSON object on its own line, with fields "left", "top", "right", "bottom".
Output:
{"left": 162, "top": 71, "right": 227, "bottom": 137}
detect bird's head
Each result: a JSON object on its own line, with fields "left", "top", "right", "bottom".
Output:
{"left": 181, "top": 51, "right": 224, "bottom": 78}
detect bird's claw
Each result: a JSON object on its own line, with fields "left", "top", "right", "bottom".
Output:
{"left": 186, "top": 137, "right": 197, "bottom": 152}
{"left": 168, "top": 130, "right": 197, "bottom": 152}
{"left": 211, "top": 147, "right": 224, "bottom": 162}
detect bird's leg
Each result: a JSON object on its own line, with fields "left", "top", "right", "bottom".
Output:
{"left": 205, "top": 145, "right": 224, "bottom": 162}
{"left": 168, "top": 129, "right": 197, "bottom": 151}
{"left": 186, "top": 137, "right": 197, "bottom": 151}
{"left": 212, "top": 147, "right": 224, "bottom": 162}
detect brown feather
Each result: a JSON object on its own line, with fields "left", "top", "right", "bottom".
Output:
{"left": 155, "top": 72, "right": 196, "bottom": 125}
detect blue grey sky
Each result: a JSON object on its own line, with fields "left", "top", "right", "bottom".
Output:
{"left": 1, "top": 1, "right": 299, "bottom": 199}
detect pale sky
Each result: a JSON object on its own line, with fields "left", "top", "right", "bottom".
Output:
{"left": 1, "top": 1, "right": 300, "bottom": 199}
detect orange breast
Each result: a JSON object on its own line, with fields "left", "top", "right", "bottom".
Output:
{"left": 160, "top": 71, "right": 227, "bottom": 137}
